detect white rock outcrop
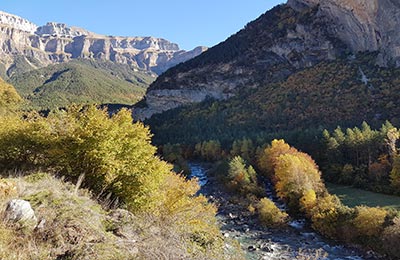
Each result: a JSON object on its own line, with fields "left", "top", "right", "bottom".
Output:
{"left": 0, "top": 11, "right": 37, "bottom": 33}
{"left": 3, "top": 199, "right": 37, "bottom": 224}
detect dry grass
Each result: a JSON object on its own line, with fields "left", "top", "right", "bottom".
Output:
{"left": 0, "top": 173, "right": 244, "bottom": 260}
{"left": 0, "top": 172, "right": 138, "bottom": 260}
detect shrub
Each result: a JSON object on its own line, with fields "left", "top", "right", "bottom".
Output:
{"left": 310, "top": 194, "right": 342, "bottom": 239}
{"left": 382, "top": 217, "right": 400, "bottom": 258}
{"left": 353, "top": 206, "right": 387, "bottom": 238}
{"left": 257, "top": 197, "right": 287, "bottom": 227}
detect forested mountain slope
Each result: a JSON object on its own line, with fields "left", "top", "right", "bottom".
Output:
{"left": 147, "top": 55, "right": 400, "bottom": 145}
{"left": 139, "top": 0, "right": 400, "bottom": 146}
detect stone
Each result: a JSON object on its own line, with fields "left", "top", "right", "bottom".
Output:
{"left": 248, "top": 245, "right": 257, "bottom": 251}
{"left": 3, "top": 199, "right": 37, "bottom": 224}
{"left": 260, "top": 242, "right": 274, "bottom": 252}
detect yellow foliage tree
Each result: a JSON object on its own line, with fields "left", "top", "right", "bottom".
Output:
{"left": 257, "top": 197, "right": 287, "bottom": 227}
{"left": 0, "top": 78, "right": 21, "bottom": 112}
{"left": 311, "top": 194, "right": 341, "bottom": 239}
{"left": 274, "top": 153, "right": 323, "bottom": 209}
{"left": 353, "top": 206, "right": 387, "bottom": 237}
{"left": 300, "top": 189, "right": 317, "bottom": 216}
{"left": 257, "top": 139, "right": 298, "bottom": 179}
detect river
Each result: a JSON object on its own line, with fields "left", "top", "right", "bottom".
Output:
{"left": 189, "top": 162, "right": 377, "bottom": 260}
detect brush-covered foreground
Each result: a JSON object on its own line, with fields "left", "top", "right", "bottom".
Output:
{"left": 0, "top": 173, "right": 242, "bottom": 260}
{"left": 0, "top": 93, "right": 243, "bottom": 260}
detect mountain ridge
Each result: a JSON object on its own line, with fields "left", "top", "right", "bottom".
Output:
{"left": 0, "top": 10, "right": 207, "bottom": 76}
{"left": 136, "top": 0, "right": 400, "bottom": 119}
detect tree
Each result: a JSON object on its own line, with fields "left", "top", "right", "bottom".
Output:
{"left": 257, "top": 139, "right": 297, "bottom": 178}
{"left": 0, "top": 78, "right": 21, "bottom": 113}
{"left": 257, "top": 198, "right": 287, "bottom": 227}
{"left": 353, "top": 206, "right": 387, "bottom": 237}
{"left": 228, "top": 156, "right": 258, "bottom": 194}
{"left": 274, "top": 153, "right": 323, "bottom": 209}
{"left": 390, "top": 155, "right": 400, "bottom": 192}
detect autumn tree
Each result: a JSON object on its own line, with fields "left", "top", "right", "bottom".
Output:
{"left": 227, "top": 156, "right": 259, "bottom": 194}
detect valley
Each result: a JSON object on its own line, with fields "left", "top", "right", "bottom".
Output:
{"left": 1, "top": 0, "right": 400, "bottom": 259}
{"left": 190, "top": 163, "right": 367, "bottom": 260}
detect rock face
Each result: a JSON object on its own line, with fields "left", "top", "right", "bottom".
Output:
{"left": 3, "top": 199, "right": 37, "bottom": 224}
{"left": 0, "top": 11, "right": 206, "bottom": 75}
{"left": 137, "top": 0, "right": 400, "bottom": 119}
{"left": 0, "top": 11, "right": 37, "bottom": 33}
{"left": 288, "top": 0, "right": 400, "bottom": 65}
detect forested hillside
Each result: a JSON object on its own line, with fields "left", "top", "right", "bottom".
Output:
{"left": 147, "top": 54, "right": 400, "bottom": 146}
{"left": 8, "top": 60, "right": 155, "bottom": 110}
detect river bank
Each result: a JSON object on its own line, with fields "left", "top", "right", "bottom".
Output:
{"left": 189, "top": 162, "right": 380, "bottom": 260}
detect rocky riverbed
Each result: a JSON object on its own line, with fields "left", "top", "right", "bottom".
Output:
{"left": 189, "top": 162, "right": 380, "bottom": 260}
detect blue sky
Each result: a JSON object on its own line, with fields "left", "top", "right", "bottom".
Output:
{"left": 1, "top": 1, "right": 285, "bottom": 50}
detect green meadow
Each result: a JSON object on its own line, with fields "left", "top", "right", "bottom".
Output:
{"left": 326, "top": 183, "right": 400, "bottom": 210}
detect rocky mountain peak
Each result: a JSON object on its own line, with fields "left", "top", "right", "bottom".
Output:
{"left": 0, "top": 10, "right": 37, "bottom": 33}
{"left": 35, "top": 22, "right": 93, "bottom": 38}
{"left": 0, "top": 10, "right": 206, "bottom": 75}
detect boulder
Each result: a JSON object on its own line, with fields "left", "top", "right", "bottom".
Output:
{"left": 3, "top": 199, "right": 37, "bottom": 224}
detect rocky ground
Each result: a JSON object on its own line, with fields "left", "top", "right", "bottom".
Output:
{"left": 190, "top": 163, "right": 381, "bottom": 260}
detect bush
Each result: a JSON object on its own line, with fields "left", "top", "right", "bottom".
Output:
{"left": 353, "top": 206, "right": 387, "bottom": 238}
{"left": 382, "top": 217, "right": 400, "bottom": 258}
{"left": 257, "top": 197, "right": 287, "bottom": 227}
{"left": 0, "top": 106, "right": 237, "bottom": 257}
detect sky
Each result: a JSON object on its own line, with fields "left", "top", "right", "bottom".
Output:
{"left": 1, "top": 1, "right": 285, "bottom": 50}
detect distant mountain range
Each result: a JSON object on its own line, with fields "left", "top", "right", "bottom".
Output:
{"left": 0, "top": 10, "right": 206, "bottom": 109}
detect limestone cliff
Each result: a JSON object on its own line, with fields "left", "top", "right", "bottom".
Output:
{"left": 136, "top": 0, "right": 400, "bottom": 119}
{"left": 288, "top": 0, "right": 400, "bottom": 65}
{"left": 0, "top": 11, "right": 206, "bottom": 76}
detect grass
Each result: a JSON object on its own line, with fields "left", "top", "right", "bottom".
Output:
{"left": 326, "top": 182, "right": 400, "bottom": 210}
{"left": 0, "top": 172, "right": 244, "bottom": 260}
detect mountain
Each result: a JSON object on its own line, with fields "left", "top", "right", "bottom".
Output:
{"left": 0, "top": 11, "right": 207, "bottom": 76}
{"left": 138, "top": 0, "right": 400, "bottom": 146}
{"left": 0, "top": 10, "right": 207, "bottom": 109}
{"left": 8, "top": 59, "right": 154, "bottom": 110}
{"left": 137, "top": 0, "right": 400, "bottom": 119}
{"left": 147, "top": 55, "right": 400, "bottom": 145}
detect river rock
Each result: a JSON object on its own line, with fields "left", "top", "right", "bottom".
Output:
{"left": 260, "top": 242, "right": 274, "bottom": 253}
{"left": 248, "top": 245, "right": 257, "bottom": 251}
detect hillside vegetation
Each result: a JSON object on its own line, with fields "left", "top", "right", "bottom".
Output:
{"left": 0, "top": 77, "right": 22, "bottom": 110}
{"left": 147, "top": 55, "right": 400, "bottom": 145}
{"left": 8, "top": 60, "right": 155, "bottom": 110}
{"left": 0, "top": 100, "right": 243, "bottom": 259}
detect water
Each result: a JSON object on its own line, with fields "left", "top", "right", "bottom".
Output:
{"left": 189, "top": 163, "right": 371, "bottom": 260}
